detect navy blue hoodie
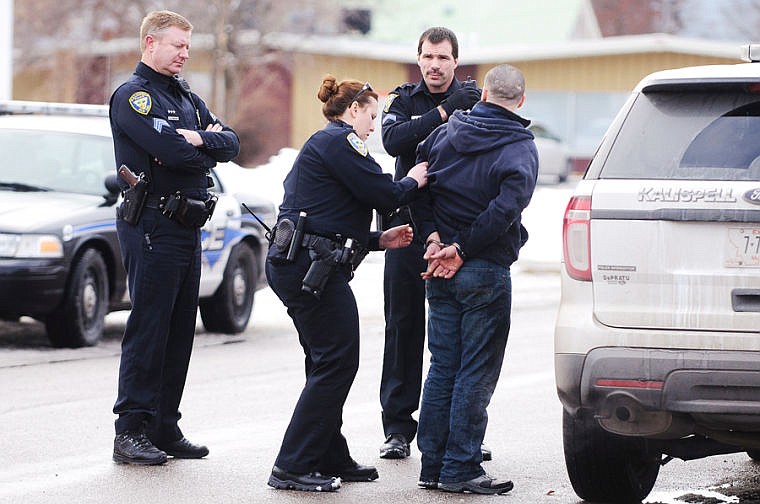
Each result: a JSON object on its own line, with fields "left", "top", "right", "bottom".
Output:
{"left": 415, "top": 101, "right": 539, "bottom": 267}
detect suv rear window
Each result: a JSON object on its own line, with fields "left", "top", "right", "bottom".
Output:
{"left": 600, "top": 83, "right": 760, "bottom": 180}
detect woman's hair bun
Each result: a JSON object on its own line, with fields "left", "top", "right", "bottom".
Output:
{"left": 318, "top": 74, "right": 338, "bottom": 103}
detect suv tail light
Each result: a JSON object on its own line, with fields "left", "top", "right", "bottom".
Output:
{"left": 562, "top": 195, "right": 592, "bottom": 281}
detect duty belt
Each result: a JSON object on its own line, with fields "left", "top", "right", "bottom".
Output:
{"left": 301, "top": 233, "right": 368, "bottom": 264}
{"left": 144, "top": 194, "right": 165, "bottom": 209}
{"left": 142, "top": 192, "right": 217, "bottom": 228}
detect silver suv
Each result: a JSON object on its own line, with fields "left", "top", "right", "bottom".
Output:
{"left": 555, "top": 45, "right": 760, "bottom": 503}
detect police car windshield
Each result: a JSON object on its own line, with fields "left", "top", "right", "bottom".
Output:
{"left": 0, "top": 129, "right": 114, "bottom": 195}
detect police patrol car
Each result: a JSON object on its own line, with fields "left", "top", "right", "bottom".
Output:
{"left": 0, "top": 100, "right": 275, "bottom": 348}
{"left": 555, "top": 45, "right": 760, "bottom": 502}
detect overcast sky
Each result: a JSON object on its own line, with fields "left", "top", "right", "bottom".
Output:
{"left": 679, "top": 0, "right": 760, "bottom": 41}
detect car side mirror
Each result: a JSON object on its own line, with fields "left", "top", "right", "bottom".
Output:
{"left": 103, "top": 174, "right": 121, "bottom": 206}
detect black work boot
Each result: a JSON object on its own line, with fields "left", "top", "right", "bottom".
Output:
{"left": 320, "top": 459, "right": 379, "bottom": 482}
{"left": 267, "top": 466, "right": 341, "bottom": 492}
{"left": 113, "top": 431, "right": 168, "bottom": 465}
{"left": 379, "top": 433, "right": 410, "bottom": 459}
{"left": 154, "top": 437, "right": 209, "bottom": 459}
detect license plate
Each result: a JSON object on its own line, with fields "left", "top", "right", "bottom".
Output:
{"left": 726, "top": 227, "right": 760, "bottom": 267}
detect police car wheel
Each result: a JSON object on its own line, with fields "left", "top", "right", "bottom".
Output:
{"left": 45, "top": 248, "right": 109, "bottom": 348}
{"left": 562, "top": 409, "right": 660, "bottom": 503}
{"left": 199, "top": 242, "right": 257, "bottom": 334}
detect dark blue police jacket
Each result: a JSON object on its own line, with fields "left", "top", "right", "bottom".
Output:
{"left": 278, "top": 120, "right": 419, "bottom": 249}
{"left": 415, "top": 101, "right": 539, "bottom": 267}
{"left": 109, "top": 62, "right": 240, "bottom": 197}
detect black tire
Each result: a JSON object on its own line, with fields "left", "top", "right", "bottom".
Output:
{"left": 563, "top": 409, "right": 661, "bottom": 504}
{"left": 45, "top": 248, "right": 109, "bottom": 348}
{"left": 199, "top": 242, "right": 257, "bottom": 334}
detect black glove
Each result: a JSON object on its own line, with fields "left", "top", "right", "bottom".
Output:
{"left": 441, "top": 84, "right": 481, "bottom": 116}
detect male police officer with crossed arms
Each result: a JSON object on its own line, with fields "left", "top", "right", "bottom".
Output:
{"left": 109, "top": 10, "right": 239, "bottom": 465}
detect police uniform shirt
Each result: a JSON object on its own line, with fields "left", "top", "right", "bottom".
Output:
{"left": 110, "top": 62, "right": 240, "bottom": 197}
{"left": 381, "top": 78, "right": 469, "bottom": 181}
{"left": 279, "top": 120, "right": 419, "bottom": 247}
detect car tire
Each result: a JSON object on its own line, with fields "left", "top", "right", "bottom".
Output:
{"left": 199, "top": 241, "right": 257, "bottom": 334}
{"left": 45, "top": 248, "right": 109, "bottom": 348}
{"left": 563, "top": 409, "right": 661, "bottom": 503}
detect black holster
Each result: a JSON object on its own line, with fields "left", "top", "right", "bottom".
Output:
{"left": 300, "top": 235, "right": 368, "bottom": 299}
{"left": 120, "top": 177, "right": 149, "bottom": 225}
{"left": 301, "top": 258, "right": 336, "bottom": 300}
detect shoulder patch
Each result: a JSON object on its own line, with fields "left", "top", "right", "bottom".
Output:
{"left": 129, "top": 91, "right": 152, "bottom": 115}
{"left": 383, "top": 93, "right": 398, "bottom": 113}
{"left": 347, "top": 132, "right": 368, "bottom": 157}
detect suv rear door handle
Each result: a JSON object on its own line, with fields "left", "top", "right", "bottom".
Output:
{"left": 731, "top": 289, "right": 760, "bottom": 312}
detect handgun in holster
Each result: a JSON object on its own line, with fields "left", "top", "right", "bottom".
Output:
{"left": 301, "top": 237, "right": 355, "bottom": 300}
{"left": 117, "top": 164, "right": 149, "bottom": 225}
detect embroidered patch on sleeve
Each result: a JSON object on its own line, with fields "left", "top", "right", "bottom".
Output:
{"left": 383, "top": 93, "right": 398, "bottom": 113}
{"left": 129, "top": 91, "right": 152, "bottom": 115}
{"left": 153, "top": 118, "right": 170, "bottom": 133}
{"left": 347, "top": 132, "right": 368, "bottom": 157}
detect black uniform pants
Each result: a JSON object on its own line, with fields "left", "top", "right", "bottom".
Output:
{"left": 380, "top": 241, "right": 427, "bottom": 441}
{"left": 266, "top": 248, "right": 359, "bottom": 474}
{"left": 113, "top": 208, "right": 201, "bottom": 443}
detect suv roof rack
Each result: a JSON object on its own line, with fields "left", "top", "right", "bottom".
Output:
{"left": 0, "top": 100, "right": 109, "bottom": 117}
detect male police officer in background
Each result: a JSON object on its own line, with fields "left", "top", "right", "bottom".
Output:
{"left": 379, "top": 27, "right": 481, "bottom": 459}
{"left": 109, "top": 10, "right": 240, "bottom": 465}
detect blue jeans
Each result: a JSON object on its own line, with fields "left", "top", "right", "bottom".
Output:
{"left": 417, "top": 259, "right": 511, "bottom": 484}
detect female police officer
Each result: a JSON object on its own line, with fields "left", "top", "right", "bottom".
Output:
{"left": 266, "top": 75, "right": 428, "bottom": 492}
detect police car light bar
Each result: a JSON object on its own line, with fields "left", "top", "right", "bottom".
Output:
{"left": 741, "top": 44, "right": 760, "bottom": 63}
{"left": 0, "top": 100, "right": 109, "bottom": 117}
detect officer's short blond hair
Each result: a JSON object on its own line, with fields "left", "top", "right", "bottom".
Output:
{"left": 140, "top": 10, "right": 193, "bottom": 52}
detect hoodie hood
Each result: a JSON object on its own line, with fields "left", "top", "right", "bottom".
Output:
{"left": 446, "top": 101, "right": 533, "bottom": 155}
